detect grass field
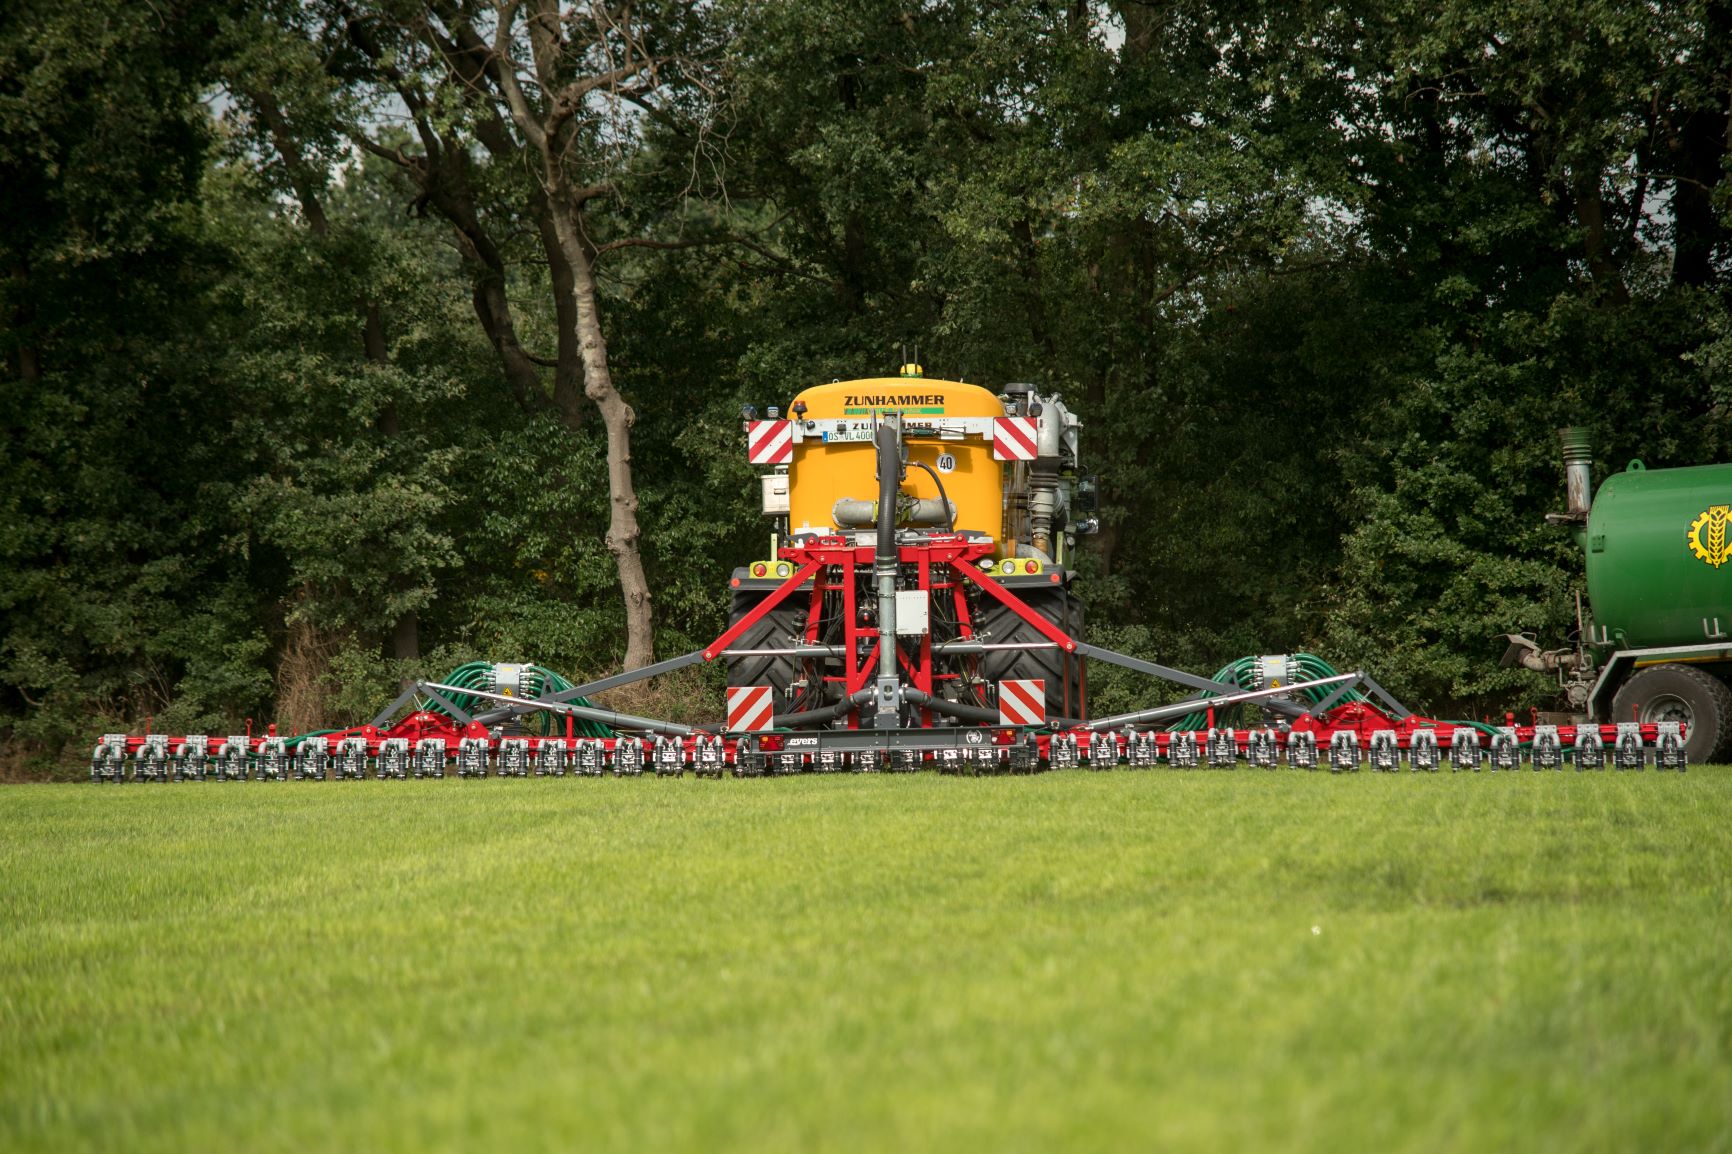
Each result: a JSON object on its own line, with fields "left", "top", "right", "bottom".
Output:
{"left": 3, "top": 770, "right": 1730, "bottom": 1153}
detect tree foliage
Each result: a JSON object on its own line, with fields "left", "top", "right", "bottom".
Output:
{"left": 2, "top": 0, "right": 1730, "bottom": 772}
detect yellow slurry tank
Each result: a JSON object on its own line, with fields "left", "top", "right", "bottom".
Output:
{"left": 786, "top": 377, "right": 1008, "bottom": 541}
{"left": 736, "top": 367, "right": 1089, "bottom": 722}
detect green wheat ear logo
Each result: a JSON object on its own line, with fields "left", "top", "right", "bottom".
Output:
{"left": 1687, "top": 505, "right": 1732, "bottom": 567}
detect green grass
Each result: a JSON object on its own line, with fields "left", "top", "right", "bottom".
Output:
{"left": 3, "top": 770, "right": 1730, "bottom": 1153}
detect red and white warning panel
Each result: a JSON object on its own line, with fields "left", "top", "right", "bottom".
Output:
{"left": 998, "top": 679, "right": 1046, "bottom": 726}
{"left": 992, "top": 417, "right": 1038, "bottom": 461}
{"left": 726, "top": 686, "right": 777, "bottom": 732}
{"left": 747, "top": 420, "right": 793, "bottom": 465}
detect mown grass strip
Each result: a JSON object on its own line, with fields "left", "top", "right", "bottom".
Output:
{"left": 2, "top": 771, "right": 1729, "bottom": 1154}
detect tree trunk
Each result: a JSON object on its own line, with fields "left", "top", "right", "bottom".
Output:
{"left": 429, "top": 1, "right": 658, "bottom": 668}
{"left": 253, "top": 89, "right": 330, "bottom": 237}
{"left": 364, "top": 301, "right": 389, "bottom": 367}
{"left": 417, "top": 157, "right": 546, "bottom": 409}
{"left": 1115, "top": 1, "right": 1160, "bottom": 61}
{"left": 365, "top": 301, "right": 418, "bottom": 662}
{"left": 1571, "top": 165, "right": 1629, "bottom": 305}
{"left": 551, "top": 205, "right": 655, "bottom": 669}
{"left": 1668, "top": 103, "right": 1729, "bottom": 288}
{"left": 465, "top": 272, "right": 547, "bottom": 410}
{"left": 278, "top": 589, "right": 340, "bottom": 733}
{"left": 532, "top": 197, "right": 587, "bottom": 429}
{"left": 11, "top": 261, "right": 39, "bottom": 382}
{"left": 390, "top": 610, "right": 420, "bottom": 663}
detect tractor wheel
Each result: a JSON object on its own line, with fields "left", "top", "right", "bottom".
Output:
{"left": 1610, "top": 663, "right": 1732, "bottom": 765}
{"left": 976, "top": 585, "right": 1086, "bottom": 722}
{"left": 725, "top": 587, "right": 802, "bottom": 713}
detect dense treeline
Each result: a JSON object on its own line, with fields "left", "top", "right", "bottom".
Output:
{"left": 3, "top": 0, "right": 1729, "bottom": 773}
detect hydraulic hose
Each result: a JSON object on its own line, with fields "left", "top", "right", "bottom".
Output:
{"left": 875, "top": 421, "right": 898, "bottom": 563}
{"left": 415, "top": 662, "right": 612, "bottom": 737}
{"left": 907, "top": 460, "right": 955, "bottom": 531}
{"left": 1161, "top": 654, "right": 1509, "bottom": 743}
{"left": 1169, "top": 653, "right": 1365, "bottom": 732}
{"left": 774, "top": 688, "right": 877, "bottom": 729}
{"left": 902, "top": 688, "right": 1000, "bottom": 726}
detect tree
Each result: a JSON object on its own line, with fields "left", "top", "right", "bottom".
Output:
{"left": 0, "top": 0, "right": 273, "bottom": 755}
{"left": 718, "top": 0, "right": 1369, "bottom": 667}
{"left": 271, "top": 0, "right": 732, "bottom": 672}
{"left": 221, "top": 6, "right": 437, "bottom": 665}
{"left": 9, "top": 0, "right": 1732, "bottom": 775}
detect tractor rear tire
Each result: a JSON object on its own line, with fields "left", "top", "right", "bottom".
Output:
{"left": 725, "top": 587, "right": 802, "bottom": 713}
{"left": 977, "top": 585, "right": 1086, "bottom": 722}
{"left": 1609, "top": 663, "right": 1732, "bottom": 765}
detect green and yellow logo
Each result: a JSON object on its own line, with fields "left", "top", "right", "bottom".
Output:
{"left": 1688, "top": 505, "right": 1732, "bottom": 567}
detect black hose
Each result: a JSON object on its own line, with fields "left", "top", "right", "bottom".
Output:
{"left": 902, "top": 688, "right": 1001, "bottom": 726}
{"left": 874, "top": 421, "right": 899, "bottom": 563}
{"left": 775, "top": 688, "right": 876, "bottom": 729}
{"left": 773, "top": 704, "right": 849, "bottom": 729}
{"left": 872, "top": 421, "right": 902, "bottom": 687}
{"left": 908, "top": 459, "right": 955, "bottom": 530}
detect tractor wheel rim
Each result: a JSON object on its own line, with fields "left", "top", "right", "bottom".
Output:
{"left": 1638, "top": 692, "right": 1692, "bottom": 727}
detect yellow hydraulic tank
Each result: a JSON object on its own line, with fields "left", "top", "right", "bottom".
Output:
{"left": 786, "top": 378, "right": 1008, "bottom": 542}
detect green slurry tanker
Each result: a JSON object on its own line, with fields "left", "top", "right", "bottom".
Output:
{"left": 1507, "top": 428, "right": 1732, "bottom": 763}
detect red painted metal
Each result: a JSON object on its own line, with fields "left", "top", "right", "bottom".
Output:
{"left": 955, "top": 563, "right": 1078, "bottom": 652}
{"left": 728, "top": 535, "right": 1018, "bottom": 729}
{"left": 703, "top": 559, "right": 823, "bottom": 660}
{"left": 93, "top": 718, "right": 1674, "bottom": 767}
{"left": 97, "top": 526, "right": 1682, "bottom": 771}
{"left": 1034, "top": 714, "right": 1671, "bottom": 762}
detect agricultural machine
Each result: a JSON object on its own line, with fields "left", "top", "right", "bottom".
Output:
{"left": 1504, "top": 428, "right": 1732, "bottom": 764}
{"left": 91, "top": 370, "right": 1688, "bottom": 781}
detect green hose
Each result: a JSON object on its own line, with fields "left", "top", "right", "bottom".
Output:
{"left": 272, "top": 663, "right": 614, "bottom": 746}
{"left": 1168, "top": 652, "right": 1367, "bottom": 731}
{"left": 417, "top": 662, "right": 613, "bottom": 738}
{"left": 1156, "top": 653, "right": 1535, "bottom": 739}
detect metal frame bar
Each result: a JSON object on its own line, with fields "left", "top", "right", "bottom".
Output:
{"left": 1085, "top": 673, "right": 1358, "bottom": 731}
{"left": 1307, "top": 680, "right": 1360, "bottom": 718}
{"left": 472, "top": 649, "right": 710, "bottom": 724}
{"left": 702, "top": 560, "right": 822, "bottom": 660}
{"left": 370, "top": 684, "right": 474, "bottom": 729}
{"left": 429, "top": 683, "right": 697, "bottom": 736}
{"left": 955, "top": 564, "right": 1078, "bottom": 651}
{"left": 1357, "top": 675, "right": 1412, "bottom": 720}
{"left": 420, "top": 687, "right": 474, "bottom": 726}
{"left": 915, "top": 551, "right": 934, "bottom": 723}
{"left": 370, "top": 685, "right": 420, "bottom": 729}
{"left": 776, "top": 728, "right": 1023, "bottom": 753}
{"left": 1071, "top": 642, "right": 1309, "bottom": 719}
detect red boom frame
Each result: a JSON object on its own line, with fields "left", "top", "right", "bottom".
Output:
{"left": 718, "top": 533, "right": 1082, "bottom": 727}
